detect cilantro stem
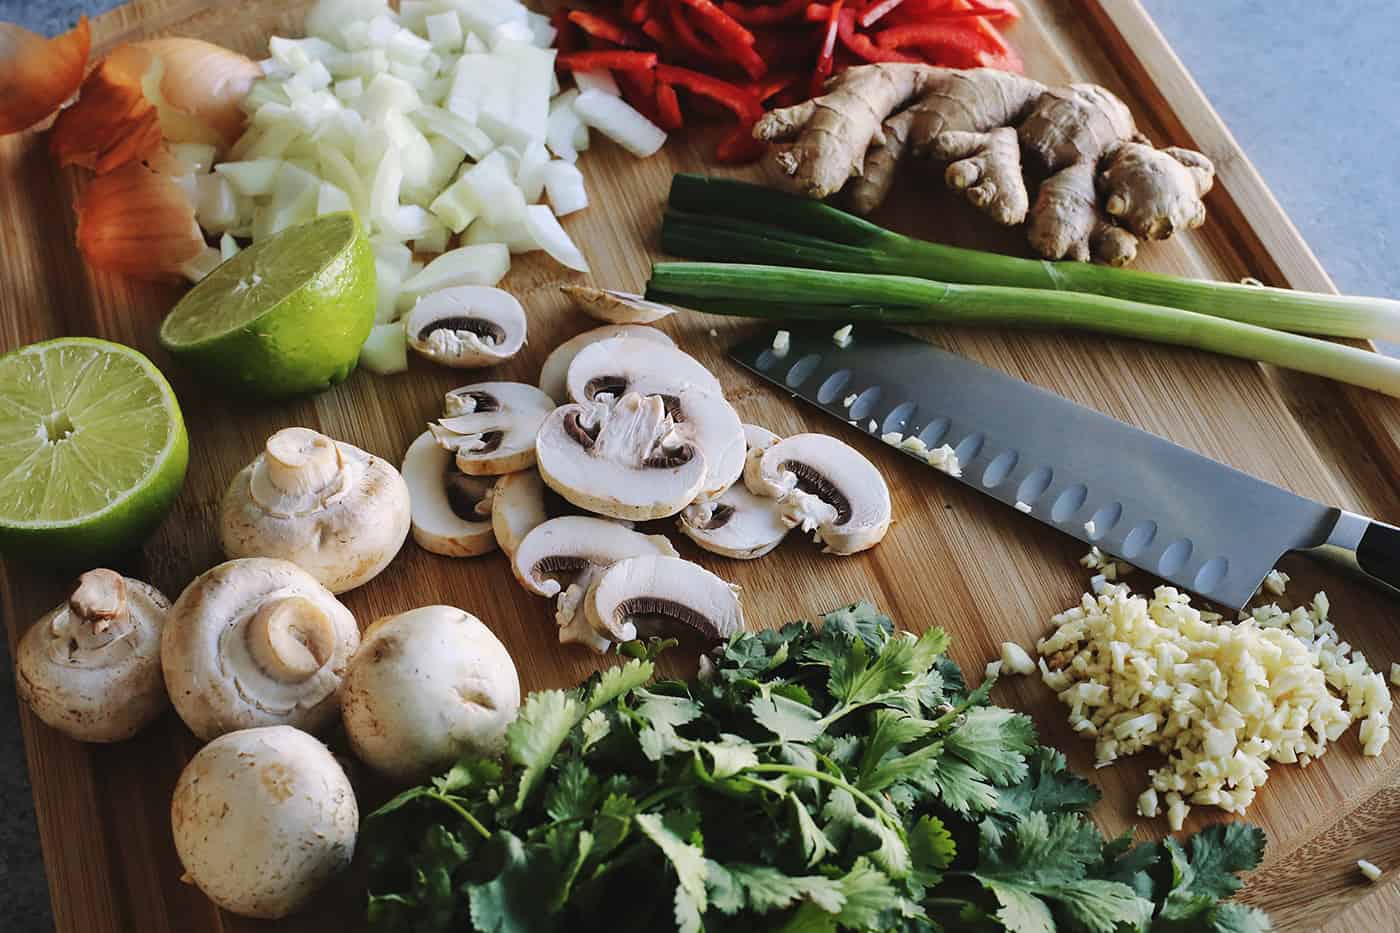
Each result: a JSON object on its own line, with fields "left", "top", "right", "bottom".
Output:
{"left": 742, "top": 764, "right": 904, "bottom": 836}
{"left": 426, "top": 792, "right": 491, "bottom": 841}
{"left": 636, "top": 785, "right": 689, "bottom": 812}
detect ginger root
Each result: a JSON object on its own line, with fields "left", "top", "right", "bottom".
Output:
{"left": 755, "top": 64, "right": 1215, "bottom": 266}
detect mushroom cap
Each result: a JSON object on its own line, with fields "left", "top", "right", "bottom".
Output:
{"left": 402, "top": 431, "right": 497, "bottom": 558}
{"left": 563, "top": 336, "right": 722, "bottom": 404}
{"left": 538, "top": 324, "right": 674, "bottom": 404}
{"left": 679, "top": 424, "right": 790, "bottom": 560}
{"left": 162, "top": 558, "right": 361, "bottom": 741}
{"left": 536, "top": 391, "right": 708, "bottom": 521}
{"left": 745, "top": 433, "right": 892, "bottom": 555}
{"left": 563, "top": 285, "right": 677, "bottom": 325}
{"left": 219, "top": 427, "right": 411, "bottom": 594}
{"left": 511, "top": 515, "right": 678, "bottom": 652}
{"left": 490, "top": 469, "right": 549, "bottom": 560}
{"left": 430, "top": 382, "right": 555, "bottom": 476}
{"left": 171, "top": 725, "right": 357, "bottom": 920}
{"left": 584, "top": 555, "right": 744, "bottom": 644}
{"left": 341, "top": 606, "right": 520, "bottom": 784}
{"left": 16, "top": 570, "right": 170, "bottom": 743}
{"left": 405, "top": 285, "right": 526, "bottom": 368}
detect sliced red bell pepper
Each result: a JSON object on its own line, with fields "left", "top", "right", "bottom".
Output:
{"left": 667, "top": 3, "right": 725, "bottom": 65}
{"left": 838, "top": 9, "right": 919, "bottom": 61}
{"left": 676, "top": 0, "right": 757, "bottom": 48}
{"left": 743, "top": 73, "right": 797, "bottom": 103}
{"left": 715, "top": 121, "right": 767, "bottom": 163}
{"left": 655, "top": 80, "right": 684, "bottom": 130}
{"left": 556, "top": 50, "right": 659, "bottom": 72}
{"left": 624, "top": 0, "right": 653, "bottom": 24}
{"left": 566, "top": 10, "right": 647, "bottom": 48}
{"left": 720, "top": 0, "right": 809, "bottom": 25}
{"left": 805, "top": 2, "right": 832, "bottom": 22}
{"left": 654, "top": 64, "right": 763, "bottom": 121}
{"left": 616, "top": 69, "right": 664, "bottom": 124}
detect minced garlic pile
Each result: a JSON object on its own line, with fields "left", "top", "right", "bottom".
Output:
{"left": 1037, "top": 573, "right": 1393, "bottom": 831}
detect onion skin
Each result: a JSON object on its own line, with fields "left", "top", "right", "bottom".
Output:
{"left": 76, "top": 162, "right": 205, "bottom": 281}
{"left": 50, "top": 38, "right": 259, "bottom": 172}
{"left": 0, "top": 17, "right": 91, "bottom": 135}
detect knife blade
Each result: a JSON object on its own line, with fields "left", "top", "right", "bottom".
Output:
{"left": 731, "top": 324, "right": 1400, "bottom": 610}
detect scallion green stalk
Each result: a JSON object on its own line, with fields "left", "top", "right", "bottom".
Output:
{"left": 646, "top": 262, "right": 1400, "bottom": 398}
{"left": 665, "top": 174, "right": 1400, "bottom": 342}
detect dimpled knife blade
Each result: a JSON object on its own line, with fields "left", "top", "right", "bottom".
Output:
{"left": 731, "top": 324, "right": 1345, "bottom": 610}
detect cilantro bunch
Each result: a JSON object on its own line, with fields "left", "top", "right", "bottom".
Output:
{"left": 364, "top": 602, "right": 1272, "bottom": 932}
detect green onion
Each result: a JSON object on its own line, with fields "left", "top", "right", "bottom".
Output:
{"left": 647, "top": 262, "right": 1400, "bottom": 398}
{"left": 664, "top": 174, "right": 1400, "bottom": 342}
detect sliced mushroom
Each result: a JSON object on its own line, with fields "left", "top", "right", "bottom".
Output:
{"left": 510, "top": 515, "right": 677, "bottom": 651}
{"left": 536, "top": 391, "right": 709, "bottom": 520}
{"left": 584, "top": 555, "right": 743, "bottom": 644}
{"left": 491, "top": 468, "right": 633, "bottom": 559}
{"left": 679, "top": 425, "right": 791, "bottom": 559}
{"left": 220, "top": 427, "right": 411, "bottom": 594}
{"left": 564, "top": 336, "right": 722, "bottom": 404}
{"left": 162, "top": 558, "right": 360, "bottom": 741}
{"left": 745, "top": 433, "right": 892, "bottom": 555}
{"left": 405, "top": 285, "right": 526, "bottom": 368}
{"left": 171, "top": 725, "right": 357, "bottom": 920}
{"left": 16, "top": 569, "right": 171, "bottom": 742}
{"left": 539, "top": 324, "right": 674, "bottom": 403}
{"left": 563, "top": 285, "right": 677, "bottom": 325}
{"left": 429, "top": 381, "right": 554, "bottom": 476}
{"left": 342, "top": 606, "right": 520, "bottom": 783}
{"left": 401, "top": 431, "right": 496, "bottom": 557}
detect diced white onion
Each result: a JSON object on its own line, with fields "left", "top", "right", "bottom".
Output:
{"left": 360, "top": 321, "right": 409, "bottom": 374}
{"left": 574, "top": 90, "right": 666, "bottom": 158}
{"left": 540, "top": 160, "right": 587, "bottom": 216}
{"left": 522, "top": 204, "right": 588, "bottom": 272}
{"left": 573, "top": 70, "right": 620, "bottom": 97}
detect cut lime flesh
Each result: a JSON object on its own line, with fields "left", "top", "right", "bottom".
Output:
{"left": 0, "top": 338, "right": 188, "bottom": 562}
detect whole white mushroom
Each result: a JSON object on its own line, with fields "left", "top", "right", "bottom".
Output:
{"left": 342, "top": 606, "right": 520, "bottom": 783}
{"left": 15, "top": 569, "right": 170, "bottom": 742}
{"left": 171, "top": 725, "right": 357, "bottom": 919}
{"left": 219, "top": 427, "right": 411, "bottom": 593}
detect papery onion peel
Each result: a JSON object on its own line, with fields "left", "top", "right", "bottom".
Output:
{"left": 76, "top": 161, "right": 205, "bottom": 281}
{"left": 0, "top": 17, "right": 91, "bottom": 135}
{"left": 51, "top": 38, "right": 259, "bottom": 172}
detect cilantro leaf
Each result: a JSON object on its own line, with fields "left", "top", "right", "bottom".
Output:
{"left": 507, "top": 690, "right": 585, "bottom": 810}
{"left": 588, "top": 658, "right": 654, "bottom": 712}
{"left": 994, "top": 746, "right": 1100, "bottom": 820}
{"left": 856, "top": 710, "right": 933, "bottom": 783}
{"left": 697, "top": 734, "right": 761, "bottom": 778}
{"left": 945, "top": 706, "right": 1036, "bottom": 785}
{"left": 707, "top": 862, "right": 846, "bottom": 915}
{"left": 790, "top": 795, "right": 837, "bottom": 866}
{"left": 751, "top": 691, "right": 826, "bottom": 742}
{"left": 466, "top": 832, "right": 554, "bottom": 933}
{"left": 820, "top": 601, "right": 893, "bottom": 649}
{"left": 906, "top": 754, "right": 1001, "bottom": 814}
{"left": 637, "top": 813, "right": 709, "bottom": 933}
{"left": 544, "top": 759, "right": 600, "bottom": 823}
{"left": 910, "top": 814, "right": 956, "bottom": 884}
{"left": 1157, "top": 823, "right": 1269, "bottom": 930}
{"left": 634, "top": 690, "right": 703, "bottom": 760}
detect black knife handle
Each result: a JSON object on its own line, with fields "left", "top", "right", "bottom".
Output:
{"left": 1308, "top": 511, "right": 1400, "bottom": 600}
{"left": 1357, "top": 520, "right": 1400, "bottom": 594}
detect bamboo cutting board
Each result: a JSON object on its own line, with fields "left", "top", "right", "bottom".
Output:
{"left": 3, "top": 1, "right": 1399, "bottom": 930}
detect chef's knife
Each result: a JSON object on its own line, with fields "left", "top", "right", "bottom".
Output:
{"left": 731, "top": 325, "right": 1400, "bottom": 610}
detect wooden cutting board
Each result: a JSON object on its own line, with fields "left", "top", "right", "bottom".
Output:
{"left": 3, "top": 1, "right": 1399, "bottom": 930}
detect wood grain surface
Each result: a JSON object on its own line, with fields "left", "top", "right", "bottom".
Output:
{"left": 3, "top": 1, "right": 1399, "bottom": 930}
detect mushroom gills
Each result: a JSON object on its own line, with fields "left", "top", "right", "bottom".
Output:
{"left": 405, "top": 286, "right": 526, "bottom": 368}
{"left": 563, "top": 336, "right": 722, "bottom": 404}
{"left": 745, "top": 434, "right": 892, "bottom": 556}
{"left": 430, "top": 382, "right": 555, "bottom": 476}
{"left": 402, "top": 431, "right": 497, "bottom": 558}
{"left": 538, "top": 324, "right": 674, "bottom": 403}
{"left": 536, "top": 392, "right": 708, "bottom": 521}
{"left": 584, "top": 554, "right": 743, "bottom": 644}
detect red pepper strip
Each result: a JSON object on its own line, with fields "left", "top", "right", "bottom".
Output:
{"left": 720, "top": 0, "right": 809, "bottom": 25}
{"left": 654, "top": 64, "right": 763, "bottom": 121}
{"left": 859, "top": 0, "right": 905, "bottom": 27}
{"left": 616, "top": 69, "right": 664, "bottom": 124}
{"left": 556, "top": 50, "right": 659, "bottom": 72}
{"left": 655, "top": 81, "right": 684, "bottom": 129}
{"left": 805, "top": 2, "right": 832, "bottom": 21}
{"left": 877, "top": 20, "right": 999, "bottom": 52}
{"left": 625, "top": 0, "right": 653, "bottom": 24}
{"left": 676, "top": 0, "right": 757, "bottom": 47}
{"left": 715, "top": 121, "right": 767, "bottom": 162}
{"left": 811, "top": 0, "right": 843, "bottom": 96}
{"left": 641, "top": 15, "right": 675, "bottom": 46}
{"left": 551, "top": 9, "right": 582, "bottom": 52}
{"left": 743, "top": 73, "right": 797, "bottom": 102}
{"left": 838, "top": 9, "right": 919, "bottom": 61}
{"left": 567, "top": 10, "right": 647, "bottom": 47}
{"left": 668, "top": 3, "right": 727, "bottom": 66}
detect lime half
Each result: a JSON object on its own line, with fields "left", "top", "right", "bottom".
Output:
{"left": 159, "top": 212, "right": 376, "bottom": 399}
{"left": 0, "top": 338, "right": 189, "bottom": 563}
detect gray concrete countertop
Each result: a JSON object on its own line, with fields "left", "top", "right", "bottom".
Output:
{"left": 1, "top": 2, "right": 1397, "bottom": 931}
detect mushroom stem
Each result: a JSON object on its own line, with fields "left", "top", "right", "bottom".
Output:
{"left": 262, "top": 428, "right": 343, "bottom": 498}
{"left": 246, "top": 595, "right": 336, "bottom": 683}
{"left": 65, "top": 569, "right": 131, "bottom": 646}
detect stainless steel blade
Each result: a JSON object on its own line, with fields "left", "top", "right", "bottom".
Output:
{"left": 731, "top": 325, "right": 1341, "bottom": 609}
